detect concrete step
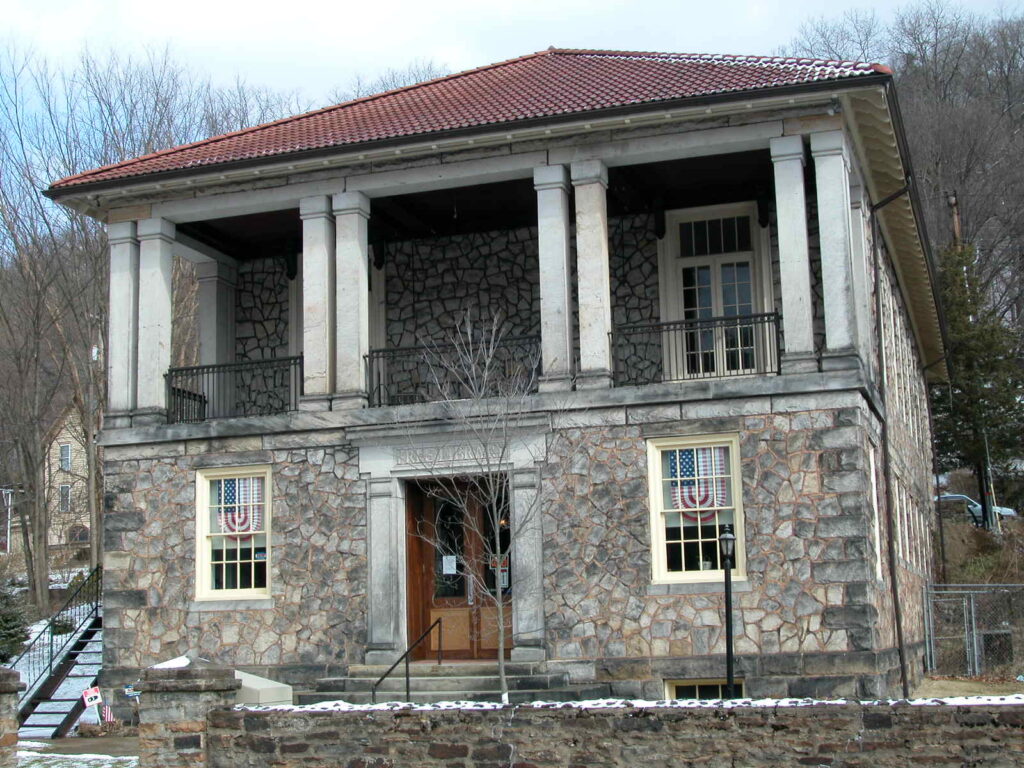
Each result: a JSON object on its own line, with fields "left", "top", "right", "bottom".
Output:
{"left": 345, "top": 662, "right": 544, "bottom": 678}
{"left": 316, "top": 673, "right": 567, "bottom": 694}
{"left": 294, "top": 684, "right": 611, "bottom": 706}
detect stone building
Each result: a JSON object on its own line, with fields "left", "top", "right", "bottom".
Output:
{"left": 47, "top": 49, "right": 943, "bottom": 701}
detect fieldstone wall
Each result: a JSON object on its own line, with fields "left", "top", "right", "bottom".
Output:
{"left": 193, "top": 700, "right": 1024, "bottom": 767}
{"left": 235, "top": 257, "right": 291, "bottom": 362}
{"left": 0, "top": 668, "right": 21, "bottom": 768}
{"left": 101, "top": 436, "right": 367, "bottom": 697}
{"left": 541, "top": 399, "right": 901, "bottom": 698}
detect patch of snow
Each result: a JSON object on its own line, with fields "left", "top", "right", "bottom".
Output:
{"left": 241, "top": 693, "right": 1024, "bottom": 713}
{"left": 149, "top": 656, "right": 190, "bottom": 669}
{"left": 17, "top": 752, "right": 138, "bottom": 767}
{"left": 17, "top": 741, "right": 49, "bottom": 749}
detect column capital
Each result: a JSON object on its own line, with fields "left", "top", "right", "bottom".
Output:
{"left": 136, "top": 217, "right": 175, "bottom": 243}
{"left": 299, "top": 194, "right": 334, "bottom": 220}
{"left": 533, "top": 164, "right": 569, "bottom": 192}
{"left": 570, "top": 159, "right": 608, "bottom": 188}
{"left": 332, "top": 190, "right": 371, "bottom": 219}
{"left": 194, "top": 259, "right": 237, "bottom": 284}
{"left": 107, "top": 221, "right": 137, "bottom": 245}
{"left": 809, "top": 129, "right": 848, "bottom": 159}
{"left": 769, "top": 135, "right": 806, "bottom": 165}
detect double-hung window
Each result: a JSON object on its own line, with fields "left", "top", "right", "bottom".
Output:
{"left": 59, "top": 484, "right": 72, "bottom": 514}
{"left": 59, "top": 444, "right": 71, "bottom": 472}
{"left": 658, "top": 203, "right": 775, "bottom": 380}
{"left": 195, "top": 466, "right": 271, "bottom": 599}
{"left": 647, "top": 435, "right": 744, "bottom": 583}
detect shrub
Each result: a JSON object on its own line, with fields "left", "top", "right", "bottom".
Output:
{"left": 0, "top": 589, "right": 30, "bottom": 662}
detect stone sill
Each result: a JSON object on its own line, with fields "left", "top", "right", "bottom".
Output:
{"left": 647, "top": 580, "right": 751, "bottom": 596}
{"left": 189, "top": 598, "right": 274, "bottom": 612}
{"left": 100, "top": 367, "right": 879, "bottom": 448}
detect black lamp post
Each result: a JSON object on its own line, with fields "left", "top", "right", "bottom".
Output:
{"left": 719, "top": 527, "right": 736, "bottom": 699}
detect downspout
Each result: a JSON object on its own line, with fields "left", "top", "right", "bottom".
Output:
{"left": 870, "top": 186, "right": 911, "bottom": 699}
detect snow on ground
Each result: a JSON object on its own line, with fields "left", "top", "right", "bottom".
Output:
{"left": 245, "top": 693, "right": 1024, "bottom": 713}
{"left": 16, "top": 751, "right": 138, "bottom": 767}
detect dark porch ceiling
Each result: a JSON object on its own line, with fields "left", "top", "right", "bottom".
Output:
{"left": 176, "top": 149, "right": 777, "bottom": 263}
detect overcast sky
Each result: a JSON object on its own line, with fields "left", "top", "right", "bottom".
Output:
{"left": 4, "top": 0, "right": 1017, "bottom": 103}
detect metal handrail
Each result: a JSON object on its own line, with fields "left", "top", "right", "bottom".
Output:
{"left": 370, "top": 618, "right": 443, "bottom": 704}
{"left": 8, "top": 565, "right": 102, "bottom": 704}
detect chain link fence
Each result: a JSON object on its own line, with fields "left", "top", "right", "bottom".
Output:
{"left": 925, "top": 584, "right": 1024, "bottom": 677}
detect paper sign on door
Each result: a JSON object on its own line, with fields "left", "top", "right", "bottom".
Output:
{"left": 441, "top": 555, "right": 457, "bottom": 575}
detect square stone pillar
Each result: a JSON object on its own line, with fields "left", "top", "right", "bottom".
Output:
{"left": 510, "top": 467, "right": 545, "bottom": 661}
{"left": 811, "top": 130, "right": 859, "bottom": 370}
{"left": 365, "top": 476, "right": 405, "bottom": 664}
{"left": 770, "top": 136, "right": 817, "bottom": 373}
{"left": 106, "top": 221, "right": 140, "bottom": 428}
{"left": 534, "top": 165, "right": 574, "bottom": 391}
{"left": 333, "top": 191, "right": 371, "bottom": 409}
{"left": 135, "top": 218, "right": 175, "bottom": 424}
{"left": 848, "top": 175, "right": 873, "bottom": 371}
{"left": 299, "top": 195, "right": 336, "bottom": 410}
{"left": 195, "top": 260, "right": 237, "bottom": 366}
{"left": 571, "top": 160, "right": 613, "bottom": 389}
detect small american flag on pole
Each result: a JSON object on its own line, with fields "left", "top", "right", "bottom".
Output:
{"left": 102, "top": 704, "right": 115, "bottom": 723}
{"left": 668, "top": 447, "right": 728, "bottom": 522}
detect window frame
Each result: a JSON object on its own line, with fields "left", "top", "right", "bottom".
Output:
{"left": 194, "top": 465, "right": 272, "bottom": 601}
{"left": 664, "top": 678, "right": 745, "bottom": 700}
{"left": 58, "top": 484, "right": 72, "bottom": 514}
{"left": 646, "top": 433, "right": 746, "bottom": 584}
{"left": 657, "top": 203, "right": 775, "bottom": 380}
{"left": 58, "top": 443, "right": 72, "bottom": 472}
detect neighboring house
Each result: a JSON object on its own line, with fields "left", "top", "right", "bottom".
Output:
{"left": 47, "top": 49, "right": 943, "bottom": 700}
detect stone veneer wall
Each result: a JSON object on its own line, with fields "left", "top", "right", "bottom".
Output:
{"left": 235, "top": 257, "right": 291, "bottom": 361}
{"left": 194, "top": 701, "right": 1024, "bottom": 767}
{"left": 101, "top": 438, "right": 367, "bottom": 696}
{"left": 541, "top": 398, "right": 902, "bottom": 699}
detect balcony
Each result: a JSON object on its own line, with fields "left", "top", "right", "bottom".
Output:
{"left": 367, "top": 336, "right": 541, "bottom": 407}
{"left": 611, "top": 312, "right": 780, "bottom": 387}
{"left": 165, "top": 357, "right": 303, "bottom": 424}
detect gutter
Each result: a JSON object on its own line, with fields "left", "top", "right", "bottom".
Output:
{"left": 44, "top": 74, "right": 893, "bottom": 204}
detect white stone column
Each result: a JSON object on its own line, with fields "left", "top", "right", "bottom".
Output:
{"left": 534, "top": 165, "right": 574, "bottom": 391}
{"left": 365, "top": 476, "right": 405, "bottom": 664}
{"left": 135, "top": 218, "right": 175, "bottom": 423}
{"left": 106, "top": 222, "right": 139, "bottom": 427}
{"left": 848, "top": 174, "right": 872, "bottom": 370}
{"left": 811, "top": 130, "right": 859, "bottom": 370}
{"left": 195, "top": 260, "right": 237, "bottom": 366}
{"left": 571, "top": 159, "right": 613, "bottom": 389}
{"left": 299, "top": 195, "right": 335, "bottom": 409}
{"left": 510, "top": 467, "right": 545, "bottom": 661}
{"left": 332, "top": 191, "right": 371, "bottom": 408}
{"left": 769, "top": 136, "right": 817, "bottom": 373}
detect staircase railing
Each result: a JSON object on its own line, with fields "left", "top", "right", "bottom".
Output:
{"left": 8, "top": 565, "right": 102, "bottom": 704}
{"left": 370, "top": 618, "right": 442, "bottom": 704}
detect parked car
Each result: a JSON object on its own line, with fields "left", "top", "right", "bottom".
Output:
{"left": 936, "top": 494, "right": 1017, "bottom": 526}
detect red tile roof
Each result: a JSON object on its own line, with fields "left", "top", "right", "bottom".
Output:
{"left": 49, "top": 49, "right": 890, "bottom": 192}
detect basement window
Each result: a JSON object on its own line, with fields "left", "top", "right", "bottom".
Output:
{"left": 665, "top": 679, "right": 745, "bottom": 700}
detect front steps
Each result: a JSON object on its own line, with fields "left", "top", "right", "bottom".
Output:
{"left": 295, "top": 662, "right": 610, "bottom": 705}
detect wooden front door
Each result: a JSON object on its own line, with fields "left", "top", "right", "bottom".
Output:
{"left": 406, "top": 481, "right": 512, "bottom": 660}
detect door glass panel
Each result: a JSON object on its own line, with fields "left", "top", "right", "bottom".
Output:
{"left": 434, "top": 501, "right": 465, "bottom": 598}
{"left": 720, "top": 259, "right": 755, "bottom": 371}
{"left": 681, "top": 265, "right": 715, "bottom": 375}
{"left": 482, "top": 494, "right": 512, "bottom": 597}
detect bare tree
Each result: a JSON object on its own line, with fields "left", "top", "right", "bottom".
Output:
{"left": 0, "top": 42, "right": 304, "bottom": 605}
{"left": 400, "top": 311, "right": 551, "bottom": 701}
{"left": 329, "top": 58, "right": 450, "bottom": 103}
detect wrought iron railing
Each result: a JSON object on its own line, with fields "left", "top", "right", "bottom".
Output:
{"left": 165, "top": 356, "right": 303, "bottom": 424}
{"left": 611, "top": 312, "right": 780, "bottom": 387}
{"left": 371, "top": 617, "right": 443, "bottom": 704}
{"left": 367, "top": 336, "right": 541, "bottom": 407}
{"left": 8, "top": 565, "right": 102, "bottom": 705}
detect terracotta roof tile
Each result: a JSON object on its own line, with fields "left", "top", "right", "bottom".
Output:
{"left": 49, "top": 49, "right": 889, "bottom": 191}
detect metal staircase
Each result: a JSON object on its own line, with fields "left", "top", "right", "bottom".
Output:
{"left": 7, "top": 566, "right": 102, "bottom": 738}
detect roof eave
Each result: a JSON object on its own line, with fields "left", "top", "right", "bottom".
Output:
{"left": 45, "top": 73, "right": 892, "bottom": 204}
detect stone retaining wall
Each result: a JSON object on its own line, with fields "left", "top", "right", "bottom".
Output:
{"left": 187, "top": 699, "right": 1024, "bottom": 767}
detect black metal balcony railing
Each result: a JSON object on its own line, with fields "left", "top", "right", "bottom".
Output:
{"left": 165, "top": 356, "right": 303, "bottom": 424}
{"left": 611, "top": 312, "right": 780, "bottom": 387}
{"left": 367, "top": 336, "right": 541, "bottom": 407}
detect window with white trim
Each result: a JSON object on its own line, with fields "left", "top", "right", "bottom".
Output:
{"left": 59, "top": 444, "right": 71, "bottom": 472}
{"left": 647, "top": 435, "right": 745, "bottom": 583}
{"left": 195, "top": 466, "right": 271, "bottom": 599}
{"left": 665, "top": 679, "right": 745, "bottom": 700}
{"left": 657, "top": 203, "right": 775, "bottom": 380}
